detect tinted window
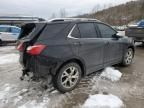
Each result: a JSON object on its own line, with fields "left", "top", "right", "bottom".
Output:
{"left": 0, "top": 27, "right": 11, "bottom": 32}
{"left": 11, "top": 27, "right": 21, "bottom": 33}
{"left": 71, "top": 25, "right": 80, "bottom": 38}
{"left": 78, "top": 23, "right": 97, "bottom": 38}
{"left": 18, "top": 23, "right": 36, "bottom": 39}
{"left": 38, "top": 23, "right": 69, "bottom": 40}
{"left": 97, "top": 23, "right": 116, "bottom": 38}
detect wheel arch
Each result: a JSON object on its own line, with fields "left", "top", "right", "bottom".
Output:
{"left": 55, "top": 58, "right": 86, "bottom": 77}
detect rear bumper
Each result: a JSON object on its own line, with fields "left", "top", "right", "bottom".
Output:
{"left": 20, "top": 55, "right": 61, "bottom": 79}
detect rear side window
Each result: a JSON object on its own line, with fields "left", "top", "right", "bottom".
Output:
{"left": 0, "top": 27, "right": 11, "bottom": 32}
{"left": 97, "top": 23, "right": 116, "bottom": 38}
{"left": 38, "top": 23, "right": 69, "bottom": 40}
{"left": 77, "top": 23, "right": 97, "bottom": 38}
{"left": 71, "top": 25, "right": 80, "bottom": 38}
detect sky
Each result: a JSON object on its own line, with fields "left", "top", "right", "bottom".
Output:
{"left": 0, "top": 0, "right": 133, "bottom": 19}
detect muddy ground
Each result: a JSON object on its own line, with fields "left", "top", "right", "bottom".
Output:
{"left": 0, "top": 43, "right": 144, "bottom": 108}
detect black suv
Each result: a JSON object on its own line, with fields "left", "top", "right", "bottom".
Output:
{"left": 17, "top": 18, "right": 135, "bottom": 93}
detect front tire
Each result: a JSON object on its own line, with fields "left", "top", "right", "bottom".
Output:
{"left": 53, "top": 62, "right": 82, "bottom": 93}
{"left": 122, "top": 48, "right": 134, "bottom": 66}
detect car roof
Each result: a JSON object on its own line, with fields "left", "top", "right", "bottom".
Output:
{"left": 48, "top": 18, "right": 101, "bottom": 23}
{"left": 22, "top": 18, "right": 102, "bottom": 26}
{"left": 0, "top": 25, "right": 20, "bottom": 29}
{"left": 22, "top": 18, "right": 115, "bottom": 31}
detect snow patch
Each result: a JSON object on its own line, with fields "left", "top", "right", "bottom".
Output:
{"left": 14, "top": 96, "right": 23, "bottom": 105}
{"left": 18, "top": 100, "right": 46, "bottom": 108}
{"left": 4, "top": 86, "right": 11, "bottom": 92}
{"left": 18, "top": 97, "right": 50, "bottom": 108}
{"left": 0, "top": 84, "right": 11, "bottom": 100}
{"left": 0, "top": 91, "right": 7, "bottom": 100}
{"left": 83, "top": 94, "right": 124, "bottom": 108}
{"left": 100, "top": 67, "right": 122, "bottom": 82}
{"left": 0, "top": 46, "right": 15, "bottom": 52}
{"left": 15, "top": 89, "right": 28, "bottom": 96}
{"left": 0, "top": 53, "right": 19, "bottom": 65}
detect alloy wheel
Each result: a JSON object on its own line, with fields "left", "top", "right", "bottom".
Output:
{"left": 61, "top": 66, "right": 79, "bottom": 88}
{"left": 125, "top": 49, "right": 133, "bottom": 65}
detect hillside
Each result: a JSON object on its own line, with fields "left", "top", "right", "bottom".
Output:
{"left": 77, "top": 0, "right": 144, "bottom": 26}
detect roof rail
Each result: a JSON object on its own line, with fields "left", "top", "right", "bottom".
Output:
{"left": 48, "top": 18, "right": 100, "bottom": 22}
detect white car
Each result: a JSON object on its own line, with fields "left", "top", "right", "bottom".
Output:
{"left": 0, "top": 25, "right": 21, "bottom": 45}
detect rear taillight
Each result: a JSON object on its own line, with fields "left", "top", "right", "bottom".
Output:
{"left": 26, "top": 44, "right": 46, "bottom": 55}
{"left": 17, "top": 42, "right": 24, "bottom": 52}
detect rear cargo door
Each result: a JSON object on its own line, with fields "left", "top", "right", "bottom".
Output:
{"left": 18, "top": 23, "right": 47, "bottom": 66}
{"left": 18, "top": 23, "right": 46, "bottom": 40}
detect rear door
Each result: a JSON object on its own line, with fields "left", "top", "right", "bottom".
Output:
{"left": 76, "top": 22, "right": 105, "bottom": 74}
{"left": 95, "top": 23, "right": 123, "bottom": 66}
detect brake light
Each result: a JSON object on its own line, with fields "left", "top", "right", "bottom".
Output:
{"left": 27, "top": 44, "right": 46, "bottom": 55}
{"left": 17, "top": 42, "right": 24, "bottom": 51}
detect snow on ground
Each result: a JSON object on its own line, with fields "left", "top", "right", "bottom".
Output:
{"left": 0, "top": 83, "right": 17, "bottom": 106}
{"left": 83, "top": 67, "right": 124, "bottom": 108}
{"left": 0, "top": 83, "right": 51, "bottom": 108}
{"left": 0, "top": 46, "right": 15, "bottom": 52}
{"left": 83, "top": 94, "right": 124, "bottom": 108}
{"left": 100, "top": 67, "right": 122, "bottom": 82}
{"left": 0, "top": 53, "right": 19, "bottom": 65}
{"left": 18, "top": 99, "right": 49, "bottom": 108}
{"left": 0, "top": 84, "right": 11, "bottom": 100}
{"left": 0, "top": 81, "right": 69, "bottom": 108}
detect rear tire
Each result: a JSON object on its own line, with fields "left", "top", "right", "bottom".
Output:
{"left": 53, "top": 62, "right": 82, "bottom": 93}
{"left": 121, "top": 48, "right": 134, "bottom": 66}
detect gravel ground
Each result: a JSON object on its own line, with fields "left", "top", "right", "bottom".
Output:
{"left": 0, "top": 43, "right": 144, "bottom": 108}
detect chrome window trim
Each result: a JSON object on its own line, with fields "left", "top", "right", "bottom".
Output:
{"left": 67, "top": 23, "right": 100, "bottom": 39}
{"left": 67, "top": 24, "right": 79, "bottom": 39}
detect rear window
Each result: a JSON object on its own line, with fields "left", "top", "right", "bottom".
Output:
{"left": 18, "top": 23, "right": 36, "bottom": 39}
{"left": 38, "top": 23, "right": 69, "bottom": 40}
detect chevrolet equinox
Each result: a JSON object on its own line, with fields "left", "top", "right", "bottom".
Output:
{"left": 17, "top": 18, "right": 135, "bottom": 93}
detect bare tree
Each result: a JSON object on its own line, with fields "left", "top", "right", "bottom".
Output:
{"left": 91, "top": 4, "right": 100, "bottom": 13}
{"left": 50, "top": 13, "right": 56, "bottom": 19}
{"left": 59, "top": 9, "right": 67, "bottom": 18}
{"left": 90, "top": 4, "right": 101, "bottom": 18}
